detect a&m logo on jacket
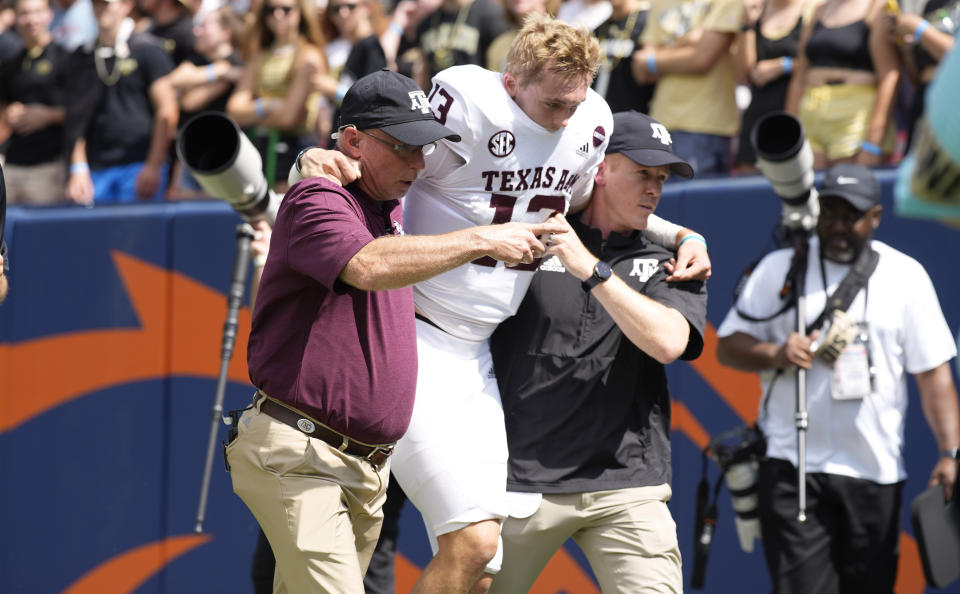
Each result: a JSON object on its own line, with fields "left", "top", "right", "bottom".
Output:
{"left": 629, "top": 258, "right": 658, "bottom": 282}
{"left": 409, "top": 90, "right": 432, "bottom": 114}
{"left": 488, "top": 130, "right": 516, "bottom": 157}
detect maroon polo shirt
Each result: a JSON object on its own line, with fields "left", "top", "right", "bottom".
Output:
{"left": 247, "top": 177, "right": 417, "bottom": 444}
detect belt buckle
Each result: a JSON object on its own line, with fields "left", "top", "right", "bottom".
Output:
{"left": 365, "top": 445, "right": 394, "bottom": 466}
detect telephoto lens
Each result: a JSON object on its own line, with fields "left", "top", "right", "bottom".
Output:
{"left": 752, "top": 111, "right": 819, "bottom": 233}
{"left": 708, "top": 426, "right": 767, "bottom": 552}
{"left": 177, "top": 112, "right": 280, "bottom": 225}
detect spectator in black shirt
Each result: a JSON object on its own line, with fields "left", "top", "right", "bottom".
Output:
{"left": 165, "top": 5, "right": 243, "bottom": 198}
{"left": 0, "top": 0, "right": 23, "bottom": 62}
{"left": 64, "top": 0, "right": 178, "bottom": 203}
{"left": 488, "top": 111, "right": 708, "bottom": 594}
{"left": 139, "top": 0, "right": 200, "bottom": 66}
{"left": 405, "top": 0, "right": 507, "bottom": 88}
{"left": 1, "top": 0, "right": 68, "bottom": 205}
{"left": 592, "top": 0, "right": 653, "bottom": 114}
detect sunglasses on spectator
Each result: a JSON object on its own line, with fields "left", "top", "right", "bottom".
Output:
{"left": 329, "top": 3, "right": 360, "bottom": 11}
{"left": 266, "top": 4, "right": 296, "bottom": 15}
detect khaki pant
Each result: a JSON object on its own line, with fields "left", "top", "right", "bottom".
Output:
{"left": 490, "top": 484, "right": 682, "bottom": 594}
{"left": 4, "top": 161, "right": 67, "bottom": 205}
{"left": 226, "top": 401, "right": 388, "bottom": 594}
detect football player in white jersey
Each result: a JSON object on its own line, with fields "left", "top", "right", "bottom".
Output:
{"left": 292, "top": 15, "right": 710, "bottom": 594}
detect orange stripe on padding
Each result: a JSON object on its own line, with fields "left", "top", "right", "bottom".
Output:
{"left": 63, "top": 533, "right": 212, "bottom": 594}
{"left": 395, "top": 553, "right": 422, "bottom": 593}
{"left": 895, "top": 531, "right": 926, "bottom": 594}
{"left": 687, "top": 323, "right": 763, "bottom": 425}
{"left": 672, "top": 401, "right": 710, "bottom": 450}
{"left": 529, "top": 547, "right": 601, "bottom": 594}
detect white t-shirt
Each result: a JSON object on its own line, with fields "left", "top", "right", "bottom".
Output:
{"left": 717, "top": 237, "right": 956, "bottom": 484}
{"left": 404, "top": 65, "right": 613, "bottom": 342}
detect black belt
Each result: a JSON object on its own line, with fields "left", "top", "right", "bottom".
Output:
{"left": 260, "top": 398, "right": 394, "bottom": 466}
{"left": 415, "top": 312, "right": 444, "bottom": 332}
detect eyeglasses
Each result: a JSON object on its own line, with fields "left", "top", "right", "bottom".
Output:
{"left": 329, "top": 3, "right": 359, "bottom": 12}
{"left": 265, "top": 4, "right": 295, "bottom": 15}
{"left": 357, "top": 129, "right": 436, "bottom": 156}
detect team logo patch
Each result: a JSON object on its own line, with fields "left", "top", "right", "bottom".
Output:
{"left": 593, "top": 126, "right": 606, "bottom": 147}
{"left": 650, "top": 123, "right": 672, "bottom": 146}
{"left": 296, "top": 418, "right": 316, "bottom": 433}
{"left": 488, "top": 130, "right": 516, "bottom": 157}
{"left": 629, "top": 258, "right": 659, "bottom": 282}
{"left": 409, "top": 90, "right": 432, "bottom": 114}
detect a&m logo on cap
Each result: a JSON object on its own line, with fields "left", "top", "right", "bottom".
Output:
{"left": 651, "top": 123, "right": 672, "bottom": 146}
{"left": 409, "top": 90, "right": 432, "bottom": 114}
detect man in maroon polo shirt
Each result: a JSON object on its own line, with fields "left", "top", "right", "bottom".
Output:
{"left": 225, "top": 68, "right": 566, "bottom": 594}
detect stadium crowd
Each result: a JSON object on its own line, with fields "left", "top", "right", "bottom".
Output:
{"left": 0, "top": 0, "right": 956, "bottom": 204}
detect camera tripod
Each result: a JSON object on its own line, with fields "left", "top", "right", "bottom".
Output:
{"left": 195, "top": 222, "right": 256, "bottom": 533}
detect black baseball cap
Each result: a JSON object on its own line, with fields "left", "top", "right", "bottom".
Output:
{"left": 338, "top": 69, "right": 461, "bottom": 146}
{"left": 607, "top": 111, "right": 694, "bottom": 178}
{"left": 818, "top": 164, "right": 881, "bottom": 211}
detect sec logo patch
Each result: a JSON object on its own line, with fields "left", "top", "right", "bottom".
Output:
{"left": 488, "top": 130, "right": 516, "bottom": 157}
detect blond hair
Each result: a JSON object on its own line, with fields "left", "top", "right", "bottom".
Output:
{"left": 505, "top": 13, "right": 601, "bottom": 86}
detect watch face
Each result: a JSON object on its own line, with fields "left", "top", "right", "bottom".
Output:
{"left": 595, "top": 261, "right": 612, "bottom": 280}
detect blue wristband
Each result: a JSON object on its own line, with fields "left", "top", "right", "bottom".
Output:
{"left": 646, "top": 52, "right": 659, "bottom": 76}
{"left": 69, "top": 162, "right": 90, "bottom": 175}
{"left": 914, "top": 19, "right": 930, "bottom": 43}
{"left": 678, "top": 234, "right": 707, "bottom": 250}
{"left": 780, "top": 56, "right": 793, "bottom": 74}
{"left": 860, "top": 141, "right": 882, "bottom": 156}
{"left": 206, "top": 63, "right": 216, "bottom": 83}
{"left": 388, "top": 21, "right": 403, "bottom": 36}
{"left": 254, "top": 98, "right": 267, "bottom": 119}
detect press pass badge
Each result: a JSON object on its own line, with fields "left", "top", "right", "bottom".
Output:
{"left": 831, "top": 326, "right": 873, "bottom": 400}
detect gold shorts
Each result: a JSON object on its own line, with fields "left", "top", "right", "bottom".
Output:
{"left": 798, "top": 83, "right": 895, "bottom": 160}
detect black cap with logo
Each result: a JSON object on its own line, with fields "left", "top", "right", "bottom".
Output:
{"left": 606, "top": 111, "right": 694, "bottom": 179}
{"left": 338, "top": 69, "right": 461, "bottom": 146}
{"left": 818, "top": 164, "right": 881, "bottom": 212}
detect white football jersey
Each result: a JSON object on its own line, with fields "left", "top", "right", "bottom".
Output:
{"left": 404, "top": 65, "right": 613, "bottom": 342}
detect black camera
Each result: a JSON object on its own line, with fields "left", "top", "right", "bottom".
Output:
{"left": 708, "top": 425, "right": 766, "bottom": 552}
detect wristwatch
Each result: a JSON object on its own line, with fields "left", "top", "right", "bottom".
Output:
{"left": 582, "top": 261, "right": 612, "bottom": 292}
{"left": 941, "top": 447, "right": 960, "bottom": 461}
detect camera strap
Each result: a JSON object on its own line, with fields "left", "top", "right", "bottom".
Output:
{"left": 808, "top": 243, "right": 879, "bottom": 333}
{"left": 692, "top": 450, "right": 725, "bottom": 589}
{"left": 734, "top": 232, "right": 810, "bottom": 323}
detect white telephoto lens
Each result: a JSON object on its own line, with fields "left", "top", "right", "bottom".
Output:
{"left": 725, "top": 461, "right": 762, "bottom": 552}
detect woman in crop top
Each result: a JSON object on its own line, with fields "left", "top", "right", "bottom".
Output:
{"left": 227, "top": 0, "right": 327, "bottom": 190}
{"left": 735, "top": 0, "right": 810, "bottom": 172}
{"left": 785, "top": 0, "right": 899, "bottom": 168}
